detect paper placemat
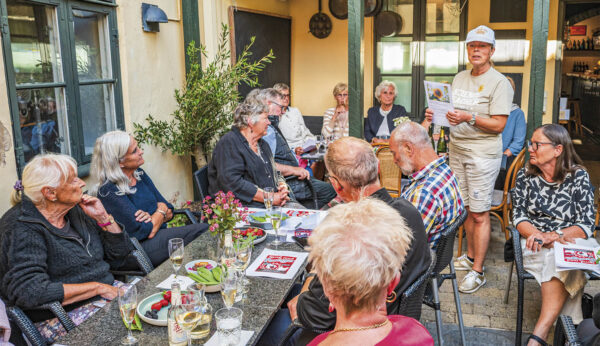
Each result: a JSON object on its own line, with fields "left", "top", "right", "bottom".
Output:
{"left": 156, "top": 274, "right": 195, "bottom": 290}
{"left": 246, "top": 248, "right": 308, "bottom": 280}
{"left": 204, "top": 330, "right": 254, "bottom": 346}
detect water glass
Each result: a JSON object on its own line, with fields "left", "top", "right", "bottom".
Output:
{"left": 215, "top": 307, "right": 243, "bottom": 346}
{"left": 263, "top": 187, "right": 274, "bottom": 211}
{"left": 168, "top": 238, "right": 185, "bottom": 284}
{"left": 118, "top": 284, "right": 138, "bottom": 345}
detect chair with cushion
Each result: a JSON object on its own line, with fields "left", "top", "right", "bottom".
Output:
{"left": 373, "top": 144, "right": 400, "bottom": 197}
{"left": 553, "top": 315, "right": 582, "bottom": 346}
{"left": 423, "top": 210, "right": 468, "bottom": 346}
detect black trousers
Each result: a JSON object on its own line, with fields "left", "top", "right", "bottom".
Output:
{"left": 140, "top": 223, "right": 207, "bottom": 267}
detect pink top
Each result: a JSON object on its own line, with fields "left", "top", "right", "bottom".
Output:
{"left": 307, "top": 315, "right": 433, "bottom": 346}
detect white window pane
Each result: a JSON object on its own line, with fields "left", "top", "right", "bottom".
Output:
{"left": 73, "top": 10, "right": 111, "bottom": 80}
{"left": 80, "top": 83, "right": 115, "bottom": 155}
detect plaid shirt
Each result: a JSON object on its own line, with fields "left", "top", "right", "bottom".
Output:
{"left": 401, "top": 156, "right": 464, "bottom": 248}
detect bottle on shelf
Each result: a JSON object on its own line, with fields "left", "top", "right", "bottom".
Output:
{"left": 168, "top": 283, "right": 187, "bottom": 346}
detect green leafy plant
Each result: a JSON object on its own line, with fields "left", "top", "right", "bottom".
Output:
{"left": 133, "top": 24, "right": 274, "bottom": 167}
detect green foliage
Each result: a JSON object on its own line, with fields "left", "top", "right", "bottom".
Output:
{"left": 133, "top": 24, "right": 274, "bottom": 158}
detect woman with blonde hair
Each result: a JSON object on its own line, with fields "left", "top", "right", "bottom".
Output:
{"left": 90, "top": 130, "right": 206, "bottom": 266}
{"left": 0, "top": 154, "right": 132, "bottom": 343}
{"left": 321, "top": 83, "right": 349, "bottom": 140}
{"left": 307, "top": 198, "right": 433, "bottom": 345}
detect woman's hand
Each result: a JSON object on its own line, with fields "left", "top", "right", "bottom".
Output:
{"left": 274, "top": 191, "right": 290, "bottom": 206}
{"left": 294, "top": 147, "right": 304, "bottom": 156}
{"left": 79, "top": 194, "right": 109, "bottom": 223}
{"left": 96, "top": 283, "right": 118, "bottom": 300}
{"left": 135, "top": 210, "right": 152, "bottom": 223}
{"left": 446, "top": 110, "right": 470, "bottom": 126}
{"left": 503, "top": 148, "right": 513, "bottom": 157}
{"left": 525, "top": 231, "right": 559, "bottom": 252}
{"left": 156, "top": 202, "right": 172, "bottom": 221}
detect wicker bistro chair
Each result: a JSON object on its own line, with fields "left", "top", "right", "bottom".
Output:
{"left": 395, "top": 250, "right": 436, "bottom": 320}
{"left": 553, "top": 315, "right": 583, "bottom": 346}
{"left": 110, "top": 237, "right": 155, "bottom": 280}
{"left": 193, "top": 166, "right": 209, "bottom": 201}
{"left": 373, "top": 144, "right": 401, "bottom": 197}
{"left": 423, "top": 210, "right": 468, "bottom": 346}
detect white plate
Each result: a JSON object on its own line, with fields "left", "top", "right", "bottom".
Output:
{"left": 185, "top": 259, "right": 218, "bottom": 275}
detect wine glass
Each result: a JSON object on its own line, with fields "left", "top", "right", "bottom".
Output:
{"left": 269, "top": 206, "right": 284, "bottom": 248}
{"left": 118, "top": 284, "right": 138, "bottom": 345}
{"left": 315, "top": 135, "right": 323, "bottom": 153}
{"left": 168, "top": 238, "right": 184, "bottom": 284}
{"left": 234, "top": 244, "right": 252, "bottom": 289}
{"left": 263, "top": 187, "right": 274, "bottom": 211}
{"left": 187, "top": 283, "right": 213, "bottom": 342}
{"left": 175, "top": 302, "right": 202, "bottom": 346}
{"left": 220, "top": 265, "right": 238, "bottom": 309}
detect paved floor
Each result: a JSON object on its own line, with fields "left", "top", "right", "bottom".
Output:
{"left": 419, "top": 216, "right": 600, "bottom": 345}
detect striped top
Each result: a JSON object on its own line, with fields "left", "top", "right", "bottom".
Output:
{"left": 321, "top": 107, "right": 349, "bottom": 139}
{"left": 401, "top": 156, "right": 464, "bottom": 248}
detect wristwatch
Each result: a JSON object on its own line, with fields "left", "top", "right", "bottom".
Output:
{"left": 468, "top": 113, "right": 476, "bottom": 126}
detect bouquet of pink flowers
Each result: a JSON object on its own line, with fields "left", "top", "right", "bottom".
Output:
{"left": 201, "top": 191, "right": 248, "bottom": 239}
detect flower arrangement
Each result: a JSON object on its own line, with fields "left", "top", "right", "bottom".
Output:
{"left": 201, "top": 191, "right": 248, "bottom": 240}
{"left": 393, "top": 116, "right": 411, "bottom": 127}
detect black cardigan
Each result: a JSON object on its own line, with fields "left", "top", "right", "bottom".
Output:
{"left": 0, "top": 197, "right": 131, "bottom": 308}
{"left": 364, "top": 104, "right": 407, "bottom": 142}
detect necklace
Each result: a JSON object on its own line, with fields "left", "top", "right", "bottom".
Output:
{"left": 329, "top": 319, "right": 389, "bottom": 334}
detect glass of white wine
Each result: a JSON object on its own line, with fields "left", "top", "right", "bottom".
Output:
{"left": 269, "top": 206, "right": 284, "bottom": 247}
{"left": 263, "top": 187, "right": 274, "bottom": 211}
{"left": 168, "top": 238, "right": 184, "bottom": 284}
{"left": 175, "top": 302, "right": 202, "bottom": 346}
{"left": 235, "top": 244, "right": 252, "bottom": 288}
{"left": 188, "top": 283, "right": 213, "bottom": 342}
{"left": 315, "top": 135, "right": 323, "bottom": 153}
{"left": 118, "top": 284, "right": 138, "bottom": 345}
{"left": 220, "top": 265, "right": 238, "bottom": 309}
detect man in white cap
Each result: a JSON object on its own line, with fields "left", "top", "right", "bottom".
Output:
{"left": 424, "top": 25, "right": 513, "bottom": 293}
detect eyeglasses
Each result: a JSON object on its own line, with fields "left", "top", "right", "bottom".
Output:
{"left": 281, "top": 94, "right": 290, "bottom": 98}
{"left": 271, "top": 101, "right": 286, "bottom": 111}
{"left": 335, "top": 93, "right": 349, "bottom": 97}
{"left": 328, "top": 175, "right": 341, "bottom": 186}
{"left": 527, "top": 140, "right": 555, "bottom": 151}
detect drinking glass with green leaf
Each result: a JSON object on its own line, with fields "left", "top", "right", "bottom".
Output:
{"left": 269, "top": 206, "right": 284, "bottom": 247}
{"left": 118, "top": 284, "right": 138, "bottom": 345}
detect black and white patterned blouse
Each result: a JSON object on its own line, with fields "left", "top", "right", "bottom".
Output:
{"left": 512, "top": 168, "right": 595, "bottom": 237}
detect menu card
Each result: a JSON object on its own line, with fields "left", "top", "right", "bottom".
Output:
{"left": 246, "top": 249, "right": 308, "bottom": 280}
{"left": 554, "top": 238, "right": 600, "bottom": 274}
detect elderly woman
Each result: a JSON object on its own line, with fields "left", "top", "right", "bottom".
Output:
{"left": 208, "top": 100, "right": 289, "bottom": 207}
{"left": 306, "top": 198, "right": 433, "bottom": 345}
{"left": 90, "top": 131, "right": 207, "bottom": 267}
{"left": 364, "top": 81, "right": 408, "bottom": 144}
{"left": 512, "top": 124, "right": 596, "bottom": 346}
{"left": 0, "top": 154, "right": 132, "bottom": 343}
{"left": 321, "top": 83, "right": 349, "bottom": 140}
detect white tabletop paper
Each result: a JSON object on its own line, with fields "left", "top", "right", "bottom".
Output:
{"left": 156, "top": 274, "right": 195, "bottom": 290}
{"left": 204, "top": 330, "right": 254, "bottom": 346}
{"left": 245, "top": 249, "right": 308, "bottom": 280}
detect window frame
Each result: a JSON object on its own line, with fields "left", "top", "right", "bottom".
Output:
{"left": 0, "top": 0, "right": 124, "bottom": 177}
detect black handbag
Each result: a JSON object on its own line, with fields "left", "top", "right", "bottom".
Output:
{"left": 504, "top": 236, "right": 515, "bottom": 262}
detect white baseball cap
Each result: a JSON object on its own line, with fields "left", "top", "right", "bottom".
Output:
{"left": 466, "top": 25, "right": 495, "bottom": 46}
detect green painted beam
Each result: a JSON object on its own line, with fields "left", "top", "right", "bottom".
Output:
{"left": 182, "top": 0, "right": 201, "bottom": 73}
{"left": 348, "top": 0, "right": 364, "bottom": 138}
{"left": 526, "top": 0, "right": 550, "bottom": 139}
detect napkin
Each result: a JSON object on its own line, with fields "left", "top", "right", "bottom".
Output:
{"left": 156, "top": 274, "right": 195, "bottom": 290}
{"left": 204, "top": 330, "right": 254, "bottom": 346}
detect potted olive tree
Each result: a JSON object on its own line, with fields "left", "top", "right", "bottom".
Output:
{"left": 134, "top": 24, "right": 274, "bottom": 167}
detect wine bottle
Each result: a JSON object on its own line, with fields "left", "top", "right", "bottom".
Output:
{"left": 220, "top": 230, "right": 236, "bottom": 269}
{"left": 168, "top": 283, "right": 187, "bottom": 346}
{"left": 437, "top": 128, "right": 447, "bottom": 154}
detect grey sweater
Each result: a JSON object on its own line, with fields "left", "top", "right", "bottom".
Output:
{"left": 0, "top": 197, "right": 132, "bottom": 308}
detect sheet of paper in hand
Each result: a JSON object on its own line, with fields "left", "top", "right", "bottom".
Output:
{"left": 424, "top": 81, "right": 453, "bottom": 127}
{"left": 555, "top": 238, "right": 600, "bottom": 274}
{"left": 246, "top": 248, "right": 308, "bottom": 279}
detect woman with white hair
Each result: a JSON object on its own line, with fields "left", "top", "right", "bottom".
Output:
{"left": 307, "top": 198, "right": 433, "bottom": 345}
{"left": 364, "top": 80, "right": 408, "bottom": 144}
{"left": 90, "top": 131, "right": 206, "bottom": 267}
{"left": 0, "top": 154, "right": 132, "bottom": 343}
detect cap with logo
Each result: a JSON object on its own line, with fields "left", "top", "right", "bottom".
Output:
{"left": 465, "top": 25, "right": 495, "bottom": 46}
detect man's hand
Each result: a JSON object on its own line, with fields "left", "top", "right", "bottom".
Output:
{"left": 274, "top": 191, "right": 290, "bottom": 206}
{"left": 287, "top": 295, "right": 299, "bottom": 321}
{"left": 294, "top": 167, "right": 310, "bottom": 180}
{"left": 503, "top": 149, "right": 513, "bottom": 157}
{"left": 446, "top": 110, "right": 470, "bottom": 126}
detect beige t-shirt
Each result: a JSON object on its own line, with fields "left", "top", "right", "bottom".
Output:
{"left": 449, "top": 67, "right": 513, "bottom": 158}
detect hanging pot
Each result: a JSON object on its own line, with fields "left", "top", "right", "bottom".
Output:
{"left": 329, "top": 0, "right": 383, "bottom": 20}
{"left": 375, "top": 0, "right": 402, "bottom": 37}
{"left": 309, "top": 0, "right": 332, "bottom": 39}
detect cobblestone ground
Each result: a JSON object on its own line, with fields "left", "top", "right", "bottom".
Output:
{"left": 420, "top": 218, "right": 600, "bottom": 345}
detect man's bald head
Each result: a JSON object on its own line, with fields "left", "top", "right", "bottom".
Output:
{"left": 324, "top": 137, "right": 379, "bottom": 188}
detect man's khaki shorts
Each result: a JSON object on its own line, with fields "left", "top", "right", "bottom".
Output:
{"left": 449, "top": 151, "right": 501, "bottom": 213}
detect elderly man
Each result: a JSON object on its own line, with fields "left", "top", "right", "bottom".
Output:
{"left": 259, "top": 88, "right": 336, "bottom": 209}
{"left": 273, "top": 83, "right": 315, "bottom": 154}
{"left": 364, "top": 80, "right": 408, "bottom": 144}
{"left": 424, "top": 25, "right": 513, "bottom": 293}
{"left": 279, "top": 137, "right": 431, "bottom": 343}
{"left": 389, "top": 121, "right": 464, "bottom": 249}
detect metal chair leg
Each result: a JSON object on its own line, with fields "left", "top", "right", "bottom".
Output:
{"left": 431, "top": 276, "right": 444, "bottom": 346}
{"left": 515, "top": 276, "right": 525, "bottom": 346}
{"left": 450, "top": 262, "right": 466, "bottom": 346}
{"left": 504, "top": 262, "right": 514, "bottom": 304}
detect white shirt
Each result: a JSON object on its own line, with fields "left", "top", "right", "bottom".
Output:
{"left": 278, "top": 106, "right": 315, "bottom": 149}
{"left": 375, "top": 107, "right": 391, "bottom": 137}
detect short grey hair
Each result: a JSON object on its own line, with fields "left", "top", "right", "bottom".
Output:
{"left": 89, "top": 130, "right": 142, "bottom": 196}
{"left": 10, "top": 154, "right": 77, "bottom": 206}
{"left": 374, "top": 80, "right": 397, "bottom": 102}
{"left": 233, "top": 101, "right": 268, "bottom": 129}
{"left": 324, "top": 137, "right": 379, "bottom": 188}
{"left": 391, "top": 121, "right": 431, "bottom": 148}
{"left": 308, "top": 198, "right": 413, "bottom": 315}
{"left": 273, "top": 83, "right": 289, "bottom": 92}
{"left": 259, "top": 88, "right": 283, "bottom": 103}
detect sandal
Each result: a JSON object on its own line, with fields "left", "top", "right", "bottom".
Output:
{"left": 526, "top": 334, "right": 548, "bottom": 346}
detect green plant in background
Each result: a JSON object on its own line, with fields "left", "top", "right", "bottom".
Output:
{"left": 133, "top": 24, "right": 274, "bottom": 167}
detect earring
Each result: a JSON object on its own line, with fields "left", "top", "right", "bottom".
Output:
{"left": 386, "top": 291, "right": 397, "bottom": 303}
{"left": 328, "top": 303, "right": 335, "bottom": 313}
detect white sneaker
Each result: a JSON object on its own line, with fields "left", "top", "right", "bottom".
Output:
{"left": 459, "top": 270, "right": 486, "bottom": 293}
{"left": 454, "top": 254, "right": 474, "bottom": 271}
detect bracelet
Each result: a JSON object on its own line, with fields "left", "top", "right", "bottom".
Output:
{"left": 157, "top": 209, "right": 167, "bottom": 219}
{"left": 97, "top": 215, "right": 114, "bottom": 228}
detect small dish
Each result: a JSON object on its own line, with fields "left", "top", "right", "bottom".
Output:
{"left": 185, "top": 259, "right": 218, "bottom": 275}
{"left": 236, "top": 226, "right": 267, "bottom": 245}
{"left": 136, "top": 291, "right": 188, "bottom": 326}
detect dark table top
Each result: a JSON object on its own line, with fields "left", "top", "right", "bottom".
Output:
{"left": 57, "top": 231, "right": 307, "bottom": 346}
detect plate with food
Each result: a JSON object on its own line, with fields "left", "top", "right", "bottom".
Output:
{"left": 185, "top": 259, "right": 218, "bottom": 275}
{"left": 187, "top": 264, "right": 223, "bottom": 293}
{"left": 137, "top": 290, "right": 190, "bottom": 326}
{"left": 237, "top": 226, "right": 267, "bottom": 245}
{"left": 248, "top": 211, "right": 289, "bottom": 229}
